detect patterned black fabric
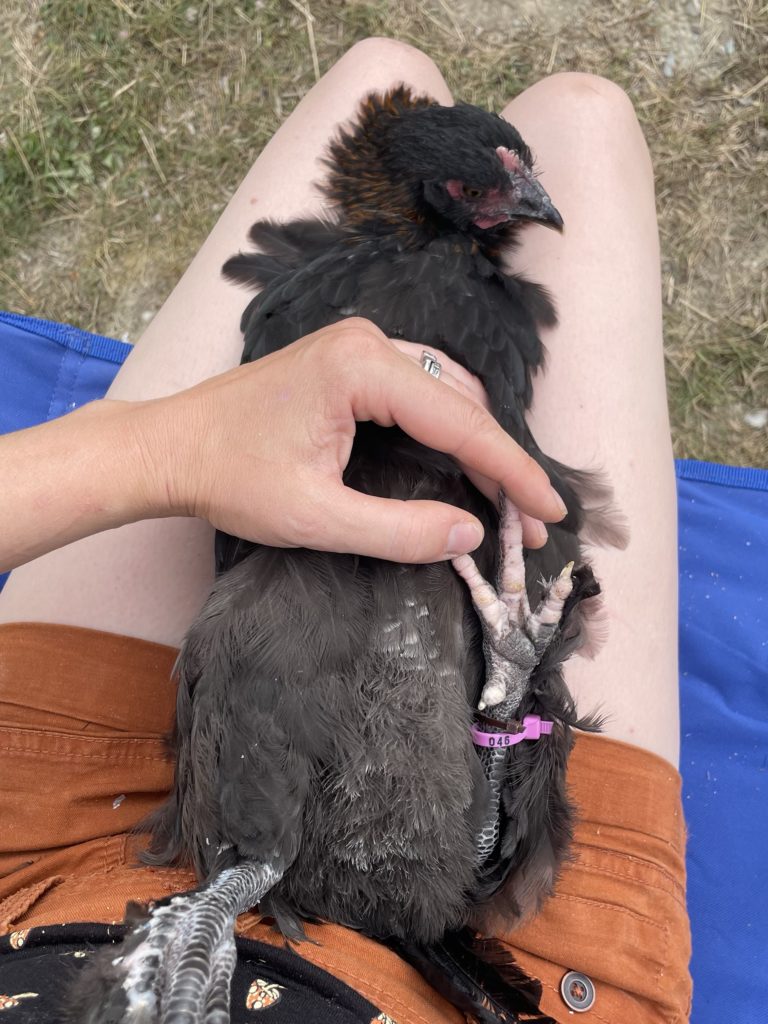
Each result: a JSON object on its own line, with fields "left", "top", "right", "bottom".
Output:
{"left": 0, "top": 923, "right": 386, "bottom": 1023}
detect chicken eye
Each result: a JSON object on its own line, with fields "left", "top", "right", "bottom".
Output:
{"left": 462, "top": 186, "right": 483, "bottom": 199}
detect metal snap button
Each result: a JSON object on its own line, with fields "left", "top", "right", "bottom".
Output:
{"left": 560, "top": 970, "right": 595, "bottom": 1012}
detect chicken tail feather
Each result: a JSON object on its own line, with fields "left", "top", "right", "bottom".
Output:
{"left": 393, "top": 928, "right": 556, "bottom": 1023}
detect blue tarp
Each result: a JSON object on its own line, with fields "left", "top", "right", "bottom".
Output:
{"left": 1, "top": 310, "right": 766, "bottom": 1021}
{"left": 676, "top": 459, "right": 768, "bottom": 1020}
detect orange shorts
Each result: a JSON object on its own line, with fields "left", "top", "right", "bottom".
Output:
{"left": 0, "top": 622, "right": 691, "bottom": 1023}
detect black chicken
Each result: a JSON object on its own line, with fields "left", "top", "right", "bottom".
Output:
{"left": 74, "top": 87, "right": 622, "bottom": 1024}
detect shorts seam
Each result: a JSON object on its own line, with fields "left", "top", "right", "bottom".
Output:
{"left": 573, "top": 841, "right": 685, "bottom": 888}
{"left": 0, "top": 744, "right": 170, "bottom": 763}
{"left": 0, "top": 728, "right": 168, "bottom": 745}
{"left": 0, "top": 707, "right": 165, "bottom": 737}
{"left": 43, "top": 866, "right": 196, "bottom": 895}
{"left": 569, "top": 848, "right": 686, "bottom": 904}
{"left": 549, "top": 891, "right": 668, "bottom": 937}
{"left": 575, "top": 824, "right": 683, "bottom": 857}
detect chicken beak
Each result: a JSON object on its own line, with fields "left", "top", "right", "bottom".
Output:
{"left": 506, "top": 173, "right": 564, "bottom": 232}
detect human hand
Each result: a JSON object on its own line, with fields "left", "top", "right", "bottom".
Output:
{"left": 131, "top": 319, "right": 565, "bottom": 562}
{"left": 385, "top": 338, "right": 550, "bottom": 548}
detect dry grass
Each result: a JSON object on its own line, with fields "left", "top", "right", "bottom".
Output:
{"left": 1, "top": 0, "right": 766, "bottom": 464}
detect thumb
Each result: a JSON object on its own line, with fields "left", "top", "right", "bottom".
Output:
{"left": 314, "top": 486, "right": 484, "bottom": 563}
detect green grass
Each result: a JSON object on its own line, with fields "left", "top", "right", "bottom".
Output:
{"left": 1, "top": 0, "right": 766, "bottom": 464}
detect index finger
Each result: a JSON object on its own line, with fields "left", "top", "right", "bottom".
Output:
{"left": 348, "top": 338, "right": 567, "bottom": 524}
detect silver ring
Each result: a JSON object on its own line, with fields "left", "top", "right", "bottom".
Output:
{"left": 421, "top": 351, "right": 442, "bottom": 379}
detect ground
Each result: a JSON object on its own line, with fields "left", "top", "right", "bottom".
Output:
{"left": 1, "top": 0, "right": 766, "bottom": 465}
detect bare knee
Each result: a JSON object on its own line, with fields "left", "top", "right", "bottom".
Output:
{"left": 338, "top": 37, "right": 449, "bottom": 101}
{"left": 506, "top": 72, "right": 651, "bottom": 173}
{"left": 544, "top": 72, "right": 634, "bottom": 111}
{"left": 345, "top": 36, "right": 429, "bottom": 64}
{"left": 542, "top": 72, "right": 640, "bottom": 130}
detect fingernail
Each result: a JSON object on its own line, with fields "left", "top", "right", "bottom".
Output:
{"left": 550, "top": 488, "right": 568, "bottom": 520}
{"left": 445, "top": 521, "right": 484, "bottom": 557}
{"left": 532, "top": 519, "right": 548, "bottom": 547}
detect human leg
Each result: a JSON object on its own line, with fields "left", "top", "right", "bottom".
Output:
{"left": 489, "top": 82, "right": 688, "bottom": 1022}
{"left": 500, "top": 73, "right": 679, "bottom": 765}
{"left": 0, "top": 39, "right": 453, "bottom": 647}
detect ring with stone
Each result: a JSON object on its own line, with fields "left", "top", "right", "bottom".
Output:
{"left": 421, "top": 351, "right": 442, "bottom": 379}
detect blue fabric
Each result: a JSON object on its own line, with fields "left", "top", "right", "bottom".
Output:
{"left": 0, "top": 312, "right": 132, "bottom": 434}
{"left": 677, "top": 460, "right": 768, "bottom": 1023}
{"left": 1, "top": 312, "right": 767, "bottom": 1022}
{"left": 0, "top": 312, "right": 133, "bottom": 590}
